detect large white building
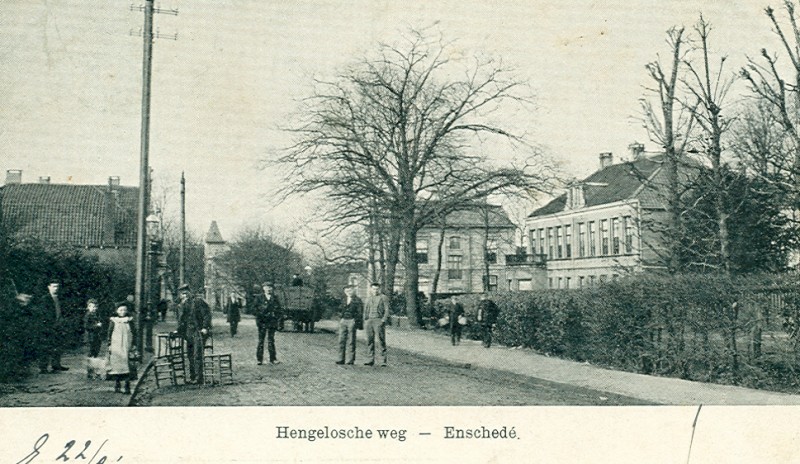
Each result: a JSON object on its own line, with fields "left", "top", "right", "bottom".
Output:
{"left": 398, "top": 203, "right": 546, "bottom": 295}
{"left": 526, "top": 144, "right": 674, "bottom": 288}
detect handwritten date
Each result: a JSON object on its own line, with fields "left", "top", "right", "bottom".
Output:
{"left": 17, "top": 434, "right": 123, "bottom": 464}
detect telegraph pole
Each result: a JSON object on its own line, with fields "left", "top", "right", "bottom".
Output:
{"left": 132, "top": 0, "right": 177, "bottom": 356}
{"left": 180, "top": 171, "right": 186, "bottom": 285}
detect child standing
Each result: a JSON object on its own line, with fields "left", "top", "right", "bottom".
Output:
{"left": 84, "top": 299, "right": 104, "bottom": 378}
{"left": 107, "top": 304, "right": 137, "bottom": 394}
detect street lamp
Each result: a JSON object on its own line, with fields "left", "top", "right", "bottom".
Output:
{"left": 145, "top": 213, "right": 162, "bottom": 353}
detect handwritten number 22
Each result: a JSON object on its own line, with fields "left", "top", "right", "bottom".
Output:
{"left": 56, "top": 439, "right": 92, "bottom": 461}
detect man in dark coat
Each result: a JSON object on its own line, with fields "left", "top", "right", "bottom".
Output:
{"left": 176, "top": 283, "right": 212, "bottom": 383}
{"left": 225, "top": 294, "right": 241, "bottom": 337}
{"left": 254, "top": 282, "right": 282, "bottom": 365}
{"left": 448, "top": 295, "right": 465, "bottom": 346}
{"left": 37, "top": 279, "right": 69, "bottom": 373}
{"left": 476, "top": 293, "right": 500, "bottom": 348}
{"left": 335, "top": 286, "right": 363, "bottom": 365}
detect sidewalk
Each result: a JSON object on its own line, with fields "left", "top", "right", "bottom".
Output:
{"left": 317, "top": 320, "right": 800, "bottom": 405}
{"left": 0, "top": 321, "right": 170, "bottom": 407}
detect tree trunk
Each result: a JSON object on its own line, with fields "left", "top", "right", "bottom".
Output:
{"left": 430, "top": 221, "right": 446, "bottom": 311}
{"left": 402, "top": 215, "right": 420, "bottom": 327}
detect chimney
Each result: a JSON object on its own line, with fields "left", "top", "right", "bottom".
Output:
{"left": 5, "top": 170, "right": 21, "bottom": 184}
{"left": 599, "top": 152, "right": 613, "bottom": 169}
{"left": 38, "top": 176, "right": 50, "bottom": 184}
{"left": 628, "top": 142, "right": 645, "bottom": 160}
{"left": 108, "top": 176, "right": 120, "bottom": 188}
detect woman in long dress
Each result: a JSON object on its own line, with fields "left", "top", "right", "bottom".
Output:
{"left": 107, "top": 304, "right": 137, "bottom": 394}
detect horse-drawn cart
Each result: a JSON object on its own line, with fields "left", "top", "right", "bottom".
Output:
{"left": 279, "top": 286, "right": 320, "bottom": 332}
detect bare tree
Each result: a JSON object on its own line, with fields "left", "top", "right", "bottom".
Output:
{"left": 682, "top": 15, "right": 737, "bottom": 273}
{"left": 741, "top": 1, "right": 800, "bottom": 211}
{"left": 277, "top": 29, "right": 556, "bottom": 325}
{"left": 640, "top": 26, "right": 697, "bottom": 273}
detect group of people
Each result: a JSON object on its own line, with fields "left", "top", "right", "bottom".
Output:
{"left": 332, "top": 284, "right": 500, "bottom": 367}
{"left": 442, "top": 294, "right": 500, "bottom": 347}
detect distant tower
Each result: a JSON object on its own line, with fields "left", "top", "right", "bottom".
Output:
{"left": 204, "top": 220, "right": 228, "bottom": 311}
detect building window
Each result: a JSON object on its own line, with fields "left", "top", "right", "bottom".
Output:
{"left": 488, "top": 275, "right": 498, "bottom": 292}
{"left": 556, "top": 226, "right": 563, "bottom": 259}
{"left": 578, "top": 276, "right": 585, "bottom": 288}
{"left": 600, "top": 219, "right": 609, "bottom": 255}
{"left": 416, "top": 239, "right": 429, "bottom": 264}
{"left": 538, "top": 229, "right": 545, "bottom": 256}
{"left": 547, "top": 227, "right": 554, "bottom": 259}
{"left": 599, "top": 274, "right": 608, "bottom": 283}
{"left": 588, "top": 221, "right": 597, "bottom": 257}
{"left": 565, "top": 225, "right": 572, "bottom": 258}
{"left": 449, "top": 236, "right": 461, "bottom": 250}
{"left": 530, "top": 229, "right": 537, "bottom": 255}
{"left": 565, "top": 277, "right": 571, "bottom": 289}
{"left": 548, "top": 277, "right": 553, "bottom": 288}
{"left": 557, "top": 277, "right": 563, "bottom": 289}
{"left": 485, "top": 239, "right": 497, "bottom": 264}
{"left": 612, "top": 217, "right": 621, "bottom": 255}
{"left": 447, "top": 255, "right": 463, "bottom": 280}
{"left": 624, "top": 216, "right": 634, "bottom": 254}
{"left": 589, "top": 275, "right": 596, "bottom": 287}
{"left": 578, "top": 222, "right": 586, "bottom": 258}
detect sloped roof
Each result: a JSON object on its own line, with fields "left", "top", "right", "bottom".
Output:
{"left": 205, "top": 220, "right": 226, "bottom": 244}
{"left": 530, "top": 155, "right": 666, "bottom": 217}
{"left": 422, "top": 203, "right": 515, "bottom": 229}
{"left": 1, "top": 183, "right": 139, "bottom": 247}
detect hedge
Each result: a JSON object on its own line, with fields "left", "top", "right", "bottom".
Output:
{"left": 455, "top": 273, "right": 800, "bottom": 393}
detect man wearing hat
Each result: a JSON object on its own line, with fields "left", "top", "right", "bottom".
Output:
{"left": 254, "top": 281, "right": 282, "bottom": 365}
{"left": 176, "top": 283, "right": 212, "bottom": 383}
{"left": 37, "top": 278, "right": 69, "bottom": 373}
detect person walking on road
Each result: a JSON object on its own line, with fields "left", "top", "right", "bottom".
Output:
{"left": 225, "top": 294, "right": 241, "bottom": 337}
{"left": 336, "top": 286, "right": 363, "bottom": 365}
{"left": 176, "top": 283, "right": 212, "bottom": 384}
{"left": 363, "top": 283, "right": 390, "bottom": 367}
{"left": 254, "top": 282, "right": 282, "bottom": 365}
{"left": 37, "top": 279, "right": 69, "bottom": 373}
{"left": 448, "top": 295, "right": 465, "bottom": 346}
{"left": 476, "top": 293, "right": 500, "bottom": 348}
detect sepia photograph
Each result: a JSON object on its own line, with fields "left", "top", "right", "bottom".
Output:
{"left": 3, "top": 0, "right": 800, "bottom": 462}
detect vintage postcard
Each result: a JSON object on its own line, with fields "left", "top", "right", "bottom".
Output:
{"left": 2, "top": 0, "right": 800, "bottom": 462}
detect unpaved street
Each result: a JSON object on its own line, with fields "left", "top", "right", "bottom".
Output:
{"left": 133, "top": 315, "right": 649, "bottom": 406}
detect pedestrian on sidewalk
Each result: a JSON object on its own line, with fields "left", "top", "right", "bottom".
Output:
{"left": 225, "top": 294, "right": 241, "bottom": 337}
{"left": 336, "top": 286, "right": 363, "bottom": 365}
{"left": 37, "top": 278, "right": 69, "bottom": 374}
{"left": 83, "top": 298, "right": 104, "bottom": 378}
{"left": 157, "top": 298, "right": 169, "bottom": 322}
{"left": 254, "top": 282, "right": 282, "bottom": 365}
{"left": 476, "top": 293, "right": 499, "bottom": 348}
{"left": 176, "top": 283, "right": 212, "bottom": 383}
{"left": 448, "top": 295, "right": 465, "bottom": 346}
{"left": 107, "top": 303, "right": 137, "bottom": 394}
{"left": 363, "top": 283, "right": 390, "bottom": 367}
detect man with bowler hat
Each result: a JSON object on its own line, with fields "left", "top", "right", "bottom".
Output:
{"left": 176, "top": 283, "right": 212, "bottom": 383}
{"left": 254, "top": 282, "right": 282, "bottom": 365}
{"left": 38, "top": 278, "right": 69, "bottom": 373}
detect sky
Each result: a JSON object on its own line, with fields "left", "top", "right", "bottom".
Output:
{"left": 0, "top": 0, "right": 784, "bottom": 242}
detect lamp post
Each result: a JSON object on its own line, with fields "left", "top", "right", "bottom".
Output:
{"left": 145, "top": 213, "right": 161, "bottom": 353}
